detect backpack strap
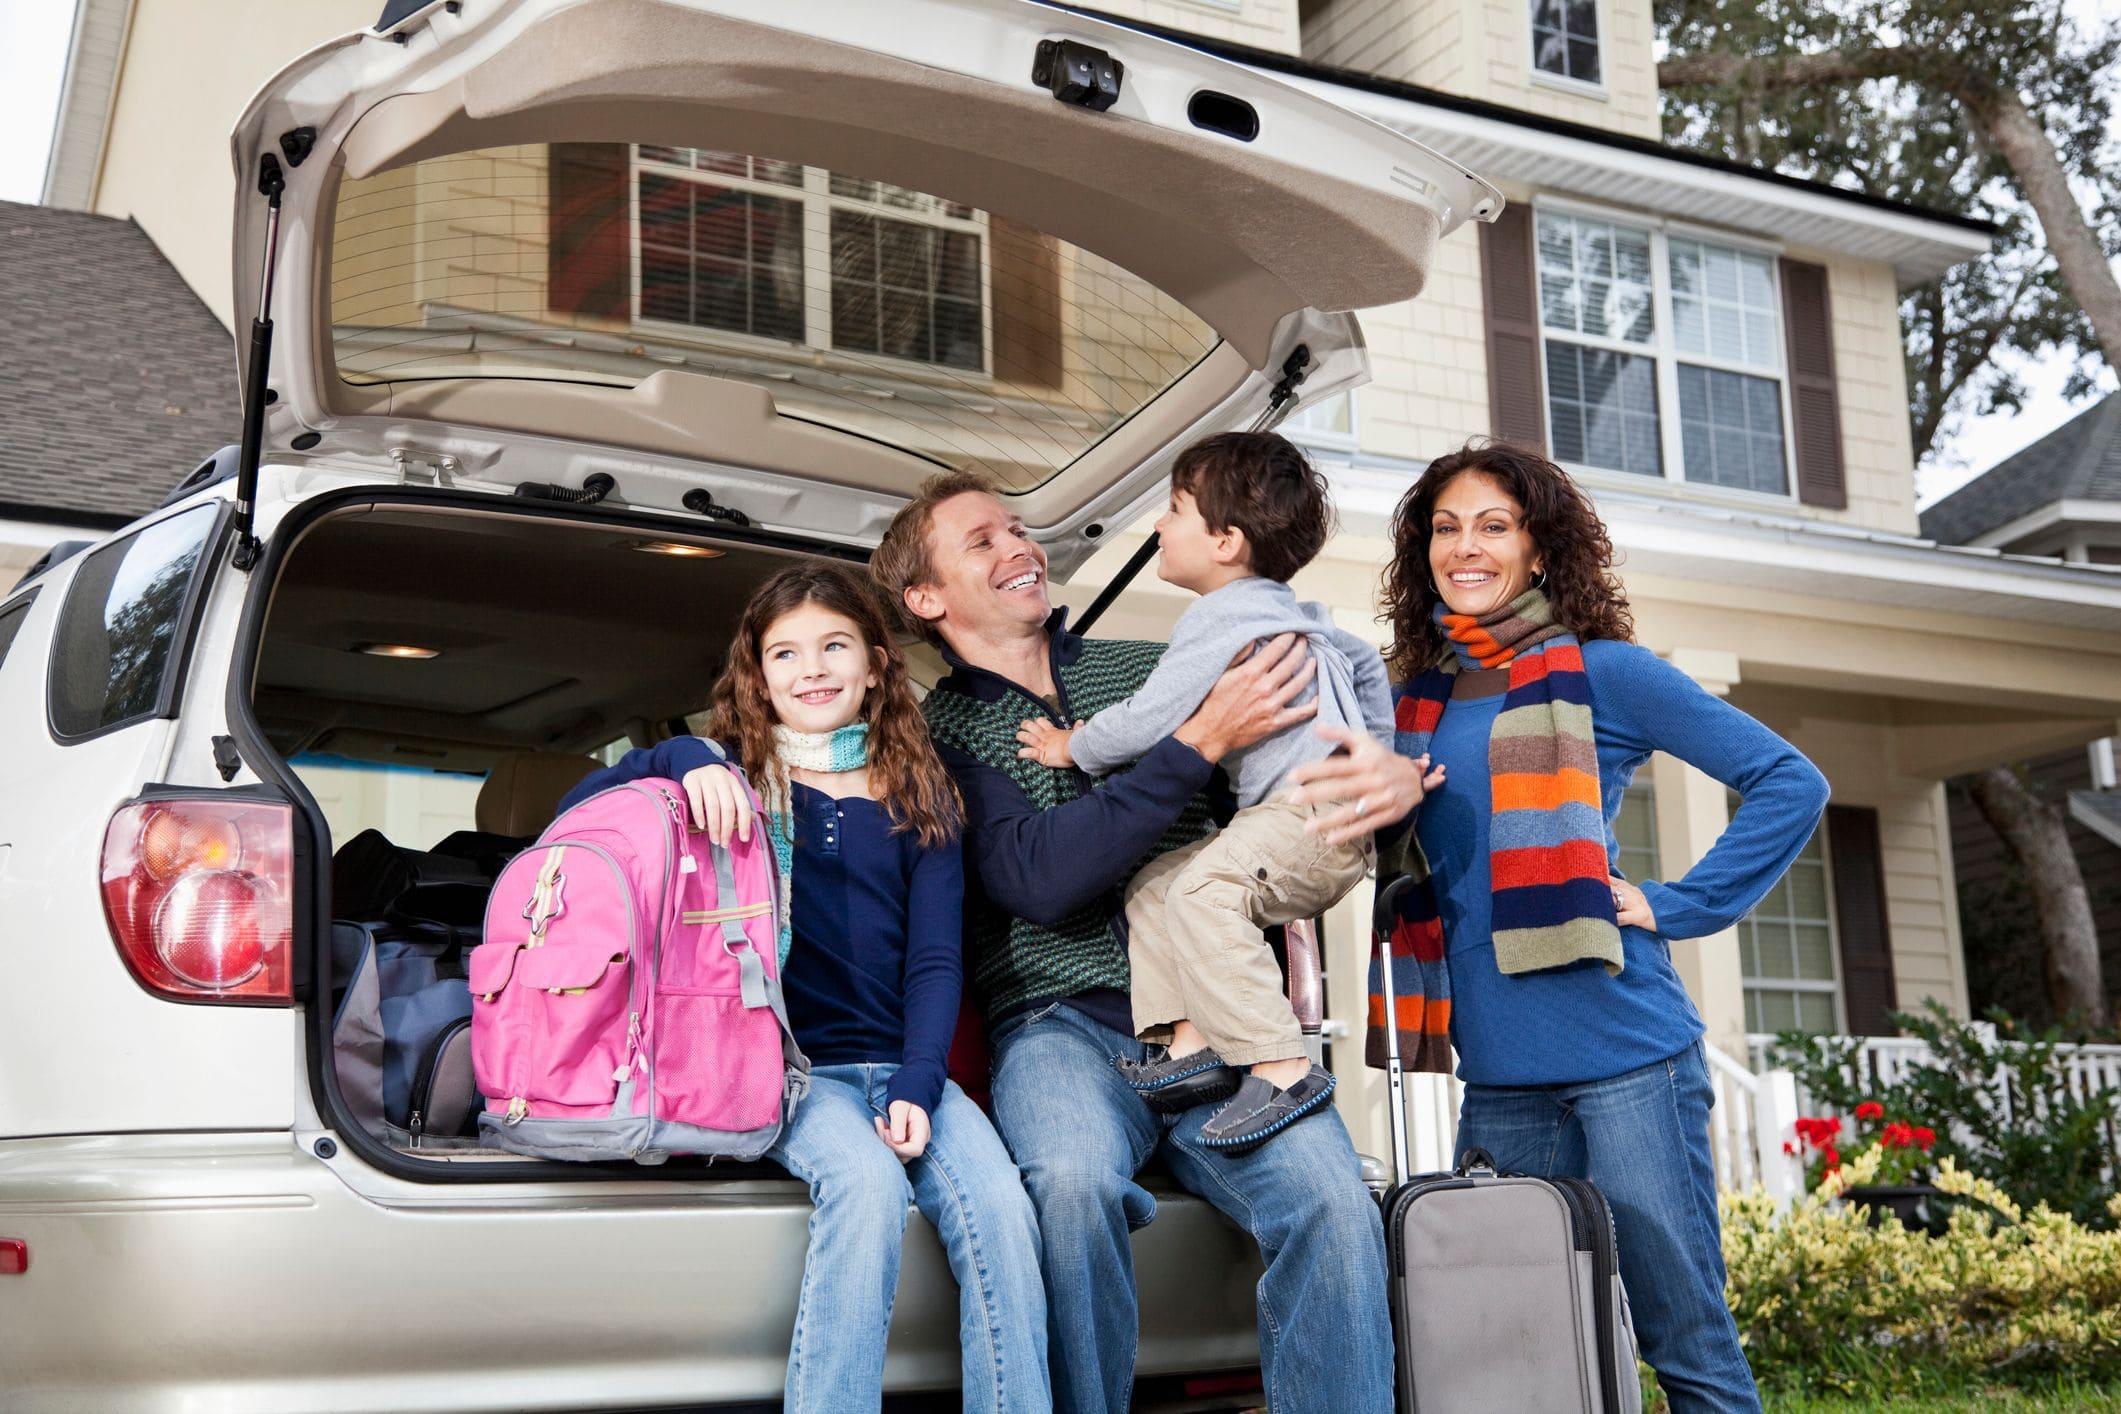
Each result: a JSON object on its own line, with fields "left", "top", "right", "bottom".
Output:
{"left": 711, "top": 845, "right": 811, "bottom": 1082}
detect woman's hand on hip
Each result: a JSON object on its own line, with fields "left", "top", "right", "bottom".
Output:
{"left": 1286, "top": 726, "right": 1444, "bottom": 846}
{"left": 681, "top": 763, "right": 752, "bottom": 846}
{"left": 1172, "top": 634, "right": 1317, "bottom": 764}
{"left": 875, "top": 1101, "right": 931, "bottom": 1162}
{"left": 1609, "top": 876, "right": 1657, "bottom": 931}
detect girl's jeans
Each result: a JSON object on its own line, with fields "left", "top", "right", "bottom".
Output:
{"left": 770, "top": 1064, "right": 1049, "bottom": 1414}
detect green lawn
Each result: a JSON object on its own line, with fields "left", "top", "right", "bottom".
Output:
{"left": 1640, "top": 1374, "right": 2121, "bottom": 1412}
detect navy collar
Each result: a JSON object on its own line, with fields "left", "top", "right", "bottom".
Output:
{"left": 934, "top": 606, "right": 1085, "bottom": 705}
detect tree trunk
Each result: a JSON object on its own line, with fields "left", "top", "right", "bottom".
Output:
{"left": 1967, "top": 767, "right": 2106, "bottom": 1025}
{"left": 1956, "top": 85, "right": 2121, "bottom": 375}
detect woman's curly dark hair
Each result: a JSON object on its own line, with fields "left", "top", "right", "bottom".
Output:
{"left": 1380, "top": 439, "right": 1634, "bottom": 678}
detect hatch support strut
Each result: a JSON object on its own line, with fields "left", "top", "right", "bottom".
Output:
{"left": 231, "top": 152, "right": 286, "bottom": 571}
{"left": 1075, "top": 345, "right": 1311, "bottom": 635}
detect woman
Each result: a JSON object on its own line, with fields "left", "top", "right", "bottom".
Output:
{"left": 1365, "top": 440, "right": 1827, "bottom": 1413}
{"left": 559, "top": 560, "right": 1048, "bottom": 1414}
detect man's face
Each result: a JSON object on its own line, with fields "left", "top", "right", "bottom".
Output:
{"left": 904, "top": 491, "right": 1051, "bottom": 640}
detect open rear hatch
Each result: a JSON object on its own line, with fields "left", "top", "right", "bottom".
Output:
{"left": 232, "top": 0, "right": 1497, "bottom": 573}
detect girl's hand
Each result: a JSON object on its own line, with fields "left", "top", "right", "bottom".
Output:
{"left": 874, "top": 1101, "right": 931, "bottom": 1162}
{"left": 1015, "top": 718, "right": 1076, "bottom": 769}
{"left": 681, "top": 763, "right": 753, "bottom": 846}
{"left": 1609, "top": 876, "right": 1656, "bottom": 932}
{"left": 1285, "top": 725, "right": 1444, "bottom": 845}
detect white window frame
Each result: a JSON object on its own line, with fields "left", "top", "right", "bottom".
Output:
{"left": 1280, "top": 388, "right": 1358, "bottom": 455}
{"left": 1533, "top": 196, "right": 1800, "bottom": 506}
{"left": 1526, "top": 0, "right": 1608, "bottom": 100}
{"left": 1737, "top": 817, "right": 1845, "bottom": 1036}
{"left": 627, "top": 146, "right": 995, "bottom": 380}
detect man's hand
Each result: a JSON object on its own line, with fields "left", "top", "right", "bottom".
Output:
{"left": 681, "top": 763, "right": 753, "bottom": 845}
{"left": 1173, "top": 634, "right": 1318, "bottom": 764}
{"left": 1285, "top": 725, "right": 1444, "bottom": 845}
{"left": 874, "top": 1101, "right": 931, "bottom": 1161}
{"left": 1015, "top": 717, "right": 1077, "bottom": 769}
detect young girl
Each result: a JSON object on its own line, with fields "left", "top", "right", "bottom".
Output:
{"left": 558, "top": 560, "right": 1048, "bottom": 1414}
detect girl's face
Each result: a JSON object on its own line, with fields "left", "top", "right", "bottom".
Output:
{"left": 1427, "top": 470, "right": 1542, "bottom": 620}
{"left": 759, "top": 601, "right": 880, "bottom": 734}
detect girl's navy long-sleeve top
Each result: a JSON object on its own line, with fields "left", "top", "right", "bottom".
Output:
{"left": 558, "top": 737, "right": 962, "bottom": 1115}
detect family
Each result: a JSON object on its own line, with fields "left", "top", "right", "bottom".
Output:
{"left": 561, "top": 432, "right": 1829, "bottom": 1414}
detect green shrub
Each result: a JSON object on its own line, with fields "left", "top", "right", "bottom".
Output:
{"left": 1723, "top": 1148, "right": 2121, "bottom": 1393}
{"left": 1768, "top": 1001, "right": 2120, "bottom": 1228}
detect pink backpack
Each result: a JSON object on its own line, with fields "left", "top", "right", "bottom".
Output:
{"left": 468, "top": 774, "right": 807, "bottom": 1163}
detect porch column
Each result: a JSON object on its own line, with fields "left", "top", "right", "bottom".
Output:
{"left": 1652, "top": 649, "right": 1752, "bottom": 1065}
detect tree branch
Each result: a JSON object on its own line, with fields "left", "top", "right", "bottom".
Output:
{"left": 1656, "top": 48, "right": 1920, "bottom": 92}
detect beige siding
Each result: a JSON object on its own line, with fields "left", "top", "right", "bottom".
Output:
{"left": 1811, "top": 250, "right": 1921, "bottom": 535}
{"left": 1346, "top": 227, "right": 1492, "bottom": 458}
{"left": 1301, "top": 0, "right": 1660, "bottom": 142}
{"left": 1103, "top": 0, "right": 1302, "bottom": 52}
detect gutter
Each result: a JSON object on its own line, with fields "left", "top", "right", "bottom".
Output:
{"left": 1061, "top": 4, "right": 1997, "bottom": 242}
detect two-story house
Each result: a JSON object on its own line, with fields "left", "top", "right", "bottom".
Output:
{"left": 34, "top": 0, "right": 2121, "bottom": 1166}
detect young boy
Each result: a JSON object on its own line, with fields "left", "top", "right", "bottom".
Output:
{"left": 1016, "top": 431, "right": 1392, "bottom": 1150}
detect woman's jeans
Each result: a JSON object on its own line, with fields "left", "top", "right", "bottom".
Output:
{"left": 769, "top": 1064, "right": 1049, "bottom": 1414}
{"left": 1454, "top": 1041, "right": 1761, "bottom": 1414}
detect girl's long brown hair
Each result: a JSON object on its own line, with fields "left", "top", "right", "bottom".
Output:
{"left": 1380, "top": 439, "right": 1634, "bottom": 678}
{"left": 706, "top": 560, "right": 961, "bottom": 848}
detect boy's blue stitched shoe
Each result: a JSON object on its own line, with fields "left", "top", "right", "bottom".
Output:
{"left": 1198, "top": 1066, "right": 1337, "bottom": 1152}
{"left": 1117, "top": 1046, "right": 1240, "bottom": 1114}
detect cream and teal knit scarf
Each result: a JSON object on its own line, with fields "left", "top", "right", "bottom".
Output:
{"left": 758, "top": 721, "right": 870, "bottom": 964}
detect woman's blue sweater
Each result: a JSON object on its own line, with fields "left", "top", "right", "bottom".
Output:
{"left": 1411, "top": 639, "right": 1828, "bottom": 1087}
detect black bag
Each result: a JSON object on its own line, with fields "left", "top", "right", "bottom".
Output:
{"left": 1374, "top": 881, "right": 1642, "bottom": 1414}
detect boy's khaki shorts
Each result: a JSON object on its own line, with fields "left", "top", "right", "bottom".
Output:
{"left": 1123, "top": 795, "right": 1371, "bottom": 1066}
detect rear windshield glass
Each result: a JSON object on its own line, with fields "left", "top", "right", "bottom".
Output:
{"left": 49, "top": 506, "right": 218, "bottom": 741}
{"left": 329, "top": 144, "right": 1220, "bottom": 492}
{"left": 0, "top": 595, "right": 34, "bottom": 679}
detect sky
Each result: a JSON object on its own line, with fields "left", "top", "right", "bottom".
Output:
{"left": 0, "top": 0, "right": 2110, "bottom": 508}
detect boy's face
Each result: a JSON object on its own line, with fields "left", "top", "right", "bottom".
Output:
{"left": 1153, "top": 486, "right": 1243, "bottom": 593}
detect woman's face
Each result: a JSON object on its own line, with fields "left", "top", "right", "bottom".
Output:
{"left": 1427, "top": 470, "right": 1543, "bottom": 619}
{"left": 759, "top": 601, "right": 880, "bottom": 734}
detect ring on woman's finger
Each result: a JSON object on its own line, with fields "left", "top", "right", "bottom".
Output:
{"left": 1611, "top": 888, "right": 1625, "bottom": 908}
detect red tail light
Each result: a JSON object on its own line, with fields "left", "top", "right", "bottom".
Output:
{"left": 101, "top": 797, "right": 294, "bottom": 1004}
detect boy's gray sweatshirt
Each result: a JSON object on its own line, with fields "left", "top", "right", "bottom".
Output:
{"left": 1070, "top": 576, "right": 1395, "bottom": 809}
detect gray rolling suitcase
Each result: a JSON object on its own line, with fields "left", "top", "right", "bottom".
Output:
{"left": 1375, "top": 885, "right": 1643, "bottom": 1414}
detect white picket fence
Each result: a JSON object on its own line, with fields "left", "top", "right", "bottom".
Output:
{"left": 1746, "top": 1030, "right": 2121, "bottom": 1184}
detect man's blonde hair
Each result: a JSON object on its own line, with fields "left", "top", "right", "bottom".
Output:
{"left": 871, "top": 469, "right": 1000, "bottom": 643}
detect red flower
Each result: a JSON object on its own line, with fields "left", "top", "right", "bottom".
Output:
{"left": 1783, "top": 1141, "right": 1797, "bottom": 1156}
{"left": 1855, "top": 1101, "right": 1885, "bottom": 1121}
{"left": 1913, "top": 1127, "right": 1936, "bottom": 1152}
{"left": 1882, "top": 1122, "right": 1914, "bottom": 1149}
{"left": 1823, "top": 1147, "right": 1841, "bottom": 1173}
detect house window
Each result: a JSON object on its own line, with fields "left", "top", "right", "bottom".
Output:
{"left": 632, "top": 147, "right": 988, "bottom": 373}
{"left": 1613, "top": 780, "right": 1658, "bottom": 886}
{"left": 1530, "top": 0, "right": 1601, "bottom": 87}
{"left": 1282, "top": 390, "right": 1357, "bottom": 453}
{"left": 1535, "top": 208, "right": 1794, "bottom": 497}
{"left": 1738, "top": 816, "right": 1840, "bottom": 1035}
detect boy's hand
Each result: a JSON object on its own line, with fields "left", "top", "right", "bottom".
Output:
{"left": 1015, "top": 717, "right": 1077, "bottom": 768}
{"left": 875, "top": 1101, "right": 931, "bottom": 1161}
{"left": 681, "top": 763, "right": 753, "bottom": 846}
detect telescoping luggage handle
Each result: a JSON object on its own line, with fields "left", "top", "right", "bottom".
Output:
{"left": 1374, "top": 874, "right": 1413, "bottom": 1184}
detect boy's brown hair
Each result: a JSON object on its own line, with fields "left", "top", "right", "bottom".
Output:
{"left": 870, "top": 468, "right": 998, "bottom": 642}
{"left": 1171, "top": 431, "right": 1332, "bottom": 583}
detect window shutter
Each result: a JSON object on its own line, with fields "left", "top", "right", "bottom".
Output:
{"left": 548, "top": 143, "right": 631, "bottom": 321}
{"left": 989, "top": 215, "right": 1064, "bottom": 389}
{"left": 1481, "top": 203, "right": 1547, "bottom": 453}
{"left": 1779, "top": 258, "right": 1846, "bottom": 509}
{"left": 1827, "top": 804, "right": 1898, "bottom": 1035}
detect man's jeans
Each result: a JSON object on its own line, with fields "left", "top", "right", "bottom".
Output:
{"left": 1455, "top": 1042, "right": 1762, "bottom": 1414}
{"left": 770, "top": 1064, "right": 1049, "bottom": 1414}
{"left": 990, "top": 1002, "right": 1393, "bottom": 1414}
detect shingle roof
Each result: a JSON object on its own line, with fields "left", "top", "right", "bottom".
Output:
{"left": 1920, "top": 393, "right": 2121, "bottom": 547}
{"left": 0, "top": 200, "right": 242, "bottom": 529}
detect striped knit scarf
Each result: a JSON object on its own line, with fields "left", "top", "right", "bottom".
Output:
{"left": 1368, "top": 589, "right": 1621, "bottom": 1073}
{"left": 759, "top": 721, "right": 870, "bottom": 967}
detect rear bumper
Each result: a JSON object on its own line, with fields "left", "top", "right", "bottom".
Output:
{"left": 0, "top": 1131, "right": 1261, "bottom": 1412}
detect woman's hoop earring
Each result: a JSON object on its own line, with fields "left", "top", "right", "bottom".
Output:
{"left": 1531, "top": 568, "right": 1548, "bottom": 591}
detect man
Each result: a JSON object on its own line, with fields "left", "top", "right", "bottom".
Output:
{"left": 872, "top": 469, "right": 1427, "bottom": 1414}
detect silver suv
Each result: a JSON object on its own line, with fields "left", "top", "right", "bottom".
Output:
{"left": 0, "top": 2, "right": 1493, "bottom": 1407}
